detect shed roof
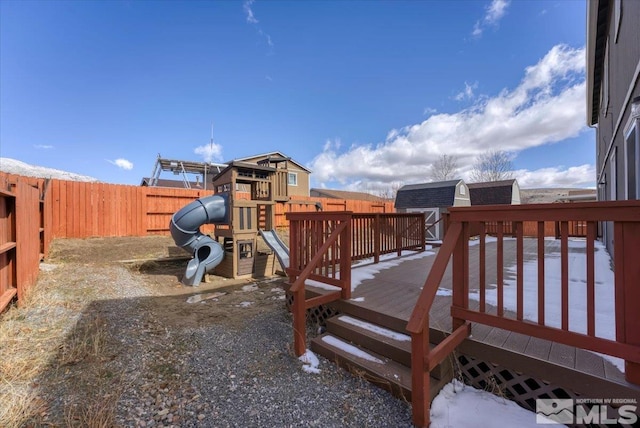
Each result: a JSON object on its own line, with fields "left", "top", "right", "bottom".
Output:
{"left": 394, "top": 180, "right": 462, "bottom": 209}
{"left": 467, "top": 179, "right": 516, "bottom": 205}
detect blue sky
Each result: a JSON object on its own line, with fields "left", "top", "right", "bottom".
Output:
{"left": 1, "top": 0, "right": 594, "bottom": 190}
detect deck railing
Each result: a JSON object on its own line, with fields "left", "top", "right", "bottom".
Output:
{"left": 351, "top": 213, "right": 425, "bottom": 262}
{"left": 406, "top": 200, "right": 640, "bottom": 427}
{"left": 287, "top": 212, "right": 352, "bottom": 356}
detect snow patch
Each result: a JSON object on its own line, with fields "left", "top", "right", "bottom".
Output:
{"left": 436, "top": 288, "right": 453, "bottom": 297}
{"left": 299, "top": 349, "right": 321, "bottom": 374}
{"left": 0, "top": 157, "right": 98, "bottom": 182}
{"left": 237, "top": 301, "right": 253, "bottom": 308}
{"left": 431, "top": 379, "right": 563, "bottom": 427}
{"left": 468, "top": 239, "right": 622, "bottom": 372}
{"left": 338, "top": 315, "right": 410, "bottom": 342}
{"left": 321, "top": 336, "right": 384, "bottom": 364}
{"left": 350, "top": 297, "right": 365, "bottom": 302}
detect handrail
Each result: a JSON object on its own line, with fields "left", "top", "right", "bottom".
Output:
{"left": 287, "top": 211, "right": 352, "bottom": 356}
{"left": 406, "top": 222, "right": 462, "bottom": 333}
{"left": 288, "top": 222, "right": 347, "bottom": 293}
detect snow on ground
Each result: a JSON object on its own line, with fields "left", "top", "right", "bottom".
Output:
{"left": 0, "top": 157, "right": 98, "bottom": 182}
{"left": 468, "top": 238, "right": 624, "bottom": 371}
{"left": 430, "top": 380, "right": 562, "bottom": 428}
{"left": 299, "top": 349, "right": 321, "bottom": 374}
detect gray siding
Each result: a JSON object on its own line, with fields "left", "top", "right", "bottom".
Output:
{"left": 593, "top": 0, "right": 640, "bottom": 254}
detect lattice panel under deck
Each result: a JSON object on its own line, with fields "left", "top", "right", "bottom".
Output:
{"left": 457, "top": 354, "right": 622, "bottom": 428}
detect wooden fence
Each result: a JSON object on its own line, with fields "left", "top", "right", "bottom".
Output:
{"left": 40, "top": 176, "right": 394, "bottom": 238}
{"left": 0, "top": 173, "right": 46, "bottom": 311}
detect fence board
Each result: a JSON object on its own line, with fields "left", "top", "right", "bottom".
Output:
{"left": 16, "top": 181, "right": 40, "bottom": 301}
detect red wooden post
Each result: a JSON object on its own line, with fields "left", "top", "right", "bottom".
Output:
{"left": 497, "top": 221, "right": 504, "bottom": 317}
{"left": 537, "top": 221, "right": 545, "bottom": 326}
{"left": 615, "top": 221, "right": 640, "bottom": 384}
{"left": 479, "top": 222, "right": 486, "bottom": 313}
{"left": 374, "top": 214, "right": 380, "bottom": 264}
{"left": 586, "top": 222, "right": 596, "bottom": 337}
{"left": 293, "top": 287, "right": 306, "bottom": 356}
{"left": 452, "top": 223, "right": 466, "bottom": 330}
{"left": 411, "top": 330, "right": 430, "bottom": 428}
{"left": 516, "top": 221, "right": 524, "bottom": 321}
{"left": 560, "top": 221, "right": 569, "bottom": 331}
{"left": 342, "top": 217, "right": 352, "bottom": 300}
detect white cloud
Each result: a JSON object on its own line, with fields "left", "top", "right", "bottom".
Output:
{"left": 33, "top": 144, "right": 53, "bottom": 149}
{"left": 243, "top": 0, "right": 274, "bottom": 50}
{"left": 472, "top": 0, "right": 511, "bottom": 38}
{"left": 454, "top": 81, "right": 478, "bottom": 101}
{"left": 195, "top": 143, "right": 223, "bottom": 163}
{"left": 514, "top": 164, "right": 595, "bottom": 188}
{"left": 423, "top": 107, "right": 437, "bottom": 116}
{"left": 107, "top": 158, "right": 134, "bottom": 170}
{"left": 485, "top": 0, "right": 510, "bottom": 24}
{"left": 308, "top": 44, "right": 590, "bottom": 190}
{"left": 243, "top": 0, "right": 258, "bottom": 24}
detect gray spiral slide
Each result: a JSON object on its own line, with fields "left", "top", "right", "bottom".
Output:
{"left": 169, "top": 194, "right": 229, "bottom": 286}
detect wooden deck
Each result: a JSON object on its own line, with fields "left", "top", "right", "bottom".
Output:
{"left": 310, "top": 238, "right": 640, "bottom": 399}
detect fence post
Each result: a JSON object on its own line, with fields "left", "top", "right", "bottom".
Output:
{"left": 615, "top": 221, "right": 640, "bottom": 384}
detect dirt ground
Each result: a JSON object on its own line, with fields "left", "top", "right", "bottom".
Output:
{"left": 0, "top": 235, "right": 294, "bottom": 427}
{"left": 51, "top": 235, "right": 288, "bottom": 324}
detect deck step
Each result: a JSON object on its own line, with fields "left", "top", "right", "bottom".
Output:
{"left": 311, "top": 333, "right": 451, "bottom": 402}
{"left": 325, "top": 314, "right": 451, "bottom": 380}
{"left": 332, "top": 299, "right": 409, "bottom": 333}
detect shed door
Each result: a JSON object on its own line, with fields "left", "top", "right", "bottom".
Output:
{"left": 406, "top": 208, "right": 440, "bottom": 240}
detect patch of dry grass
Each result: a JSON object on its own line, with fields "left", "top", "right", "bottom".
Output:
{"left": 63, "top": 383, "right": 123, "bottom": 428}
{"left": 57, "top": 315, "right": 108, "bottom": 367}
{"left": 0, "top": 262, "right": 121, "bottom": 427}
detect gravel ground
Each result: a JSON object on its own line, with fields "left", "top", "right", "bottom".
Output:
{"left": 0, "top": 237, "right": 414, "bottom": 428}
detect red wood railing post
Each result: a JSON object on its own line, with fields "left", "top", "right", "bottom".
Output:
{"left": 420, "top": 212, "right": 426, "bottom": 251}
{"left": 293, "top": 287, "right": 306, "bottom": 356}
{"left": 397, "top": 216, "right": 402, "bottom": 257}
{"left": 342, "top": 216, "right": 352, "bottom": 300}
{"left": 452, "top": 223, "right": 466, "bottom": 330}
{"left": 615, "top": 221, "right": 640, "bottom": 384}
{"left": 497, "top": 221, "right": 504, "bottom": 317}
{"left": 374, "top": 214, "right": 380, "bottom": 263}
{"left": 411, "top": 329, "right": 430, "bottom": 428}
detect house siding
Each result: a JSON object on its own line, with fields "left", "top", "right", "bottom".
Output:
{"left": 591, "top": 0, "right": 640, "bottom": 254}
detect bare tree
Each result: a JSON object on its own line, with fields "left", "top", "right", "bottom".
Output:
{"left": 372, "top": 181, "right": 404, "bottom": 200}
{"left": 428, "top": 154, "right": 459, "bottom": 181}
{"left": 469, "top": 150, "right": 514, "bottom": 182}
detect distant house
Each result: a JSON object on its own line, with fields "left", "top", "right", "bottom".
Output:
{"left": 310, "top": 188, "right": 387, "bottom": 202}
{"left": 231, "top": 151, "right": 311, "bottom": 197}
{"left": 394, "top": 179, "right": 470, "bottom": 240}
{"left": 467, "top": 179, "right": 521, "bottom": 206}
{"left": 586, "top": 0, "right": 640, "bottom": 252}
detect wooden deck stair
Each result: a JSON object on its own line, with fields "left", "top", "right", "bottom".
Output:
{"left": 309, "top": 294, "right": 453, "bottom": 403}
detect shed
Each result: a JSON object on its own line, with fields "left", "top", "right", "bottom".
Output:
{"left": 467, "top": 179, "right": 521, "bottom": 206}
{"left": 394, "top": 179, "right": 470, "bottom": 240}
